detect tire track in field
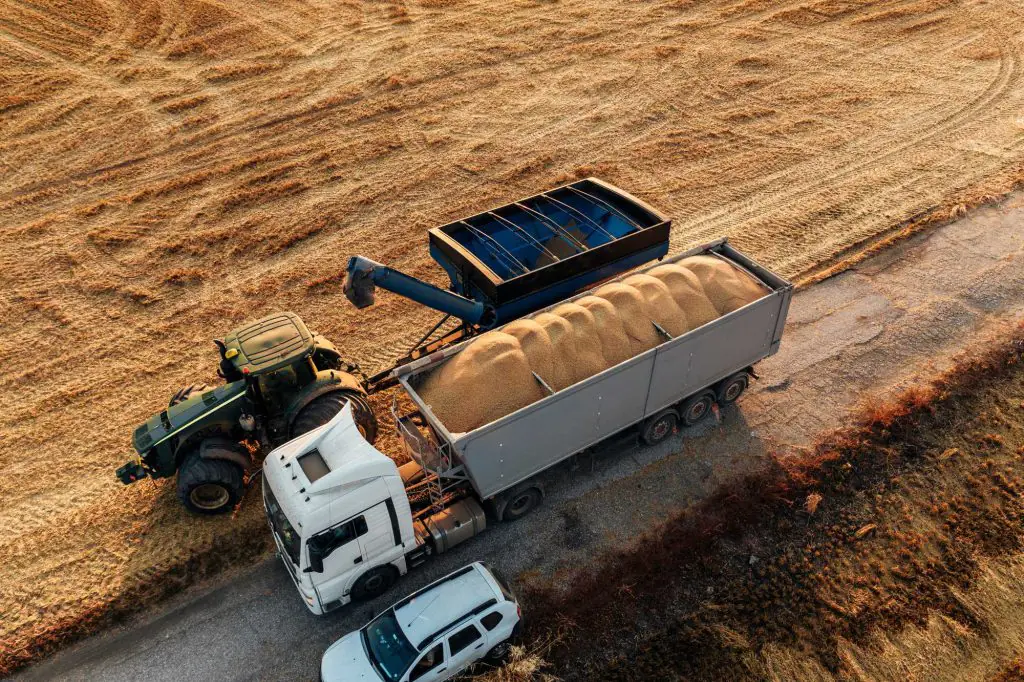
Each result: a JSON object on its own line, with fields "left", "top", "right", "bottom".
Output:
{"left": 677, "top": 34, "right": 1020, "bottom": 263}
{"left": 0, "top": 0, "right": 820, "bottom": 206}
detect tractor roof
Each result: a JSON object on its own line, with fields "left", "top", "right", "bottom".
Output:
{"left": 223, "top": 312, "right": 314, "bottom": 376}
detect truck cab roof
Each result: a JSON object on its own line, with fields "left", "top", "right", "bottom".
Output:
{"left": 262, "top": 403, "right": 400, "bottom": 522}
{"left": 222, "top": 312, "right": 314, "bottom": 376}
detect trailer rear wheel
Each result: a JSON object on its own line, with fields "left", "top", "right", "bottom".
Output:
{"left": 493, "top": 483, "right": 544, "bottom": 522}
{"left": 641, "top": 410, "right": 677, "bottom": 446}
{"left": 680, "top": 392, "right": 715, "bottom": 427}
{"left": 716, "top": 372, "right": 749, "bottom": 404}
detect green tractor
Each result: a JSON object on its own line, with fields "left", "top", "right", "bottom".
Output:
{"left": 116, "top": 312, "right": 378, "bottom": 515}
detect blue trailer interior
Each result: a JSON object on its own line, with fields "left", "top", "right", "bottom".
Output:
{"left": 428, "top": 178, "right": 670, "bottom": 323}
{"left": 440, "top": 186, "right": 647, "bottom": 279}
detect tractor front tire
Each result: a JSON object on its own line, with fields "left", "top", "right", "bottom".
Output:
{"left": 176, "top": 452, "right": 244, "bottom": 515}
{"left": 291, "top": 391, "right": 378, "bottom": 443}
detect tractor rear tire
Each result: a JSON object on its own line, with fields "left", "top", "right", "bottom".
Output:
{"left": 176, "top": 452, "right": 244, "bottom": 515}
{"left": 291, "top": 391, "right": 378, "bottom": 443}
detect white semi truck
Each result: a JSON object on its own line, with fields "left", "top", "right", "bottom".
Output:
{"left": 263, "top": 238, "right": 793, "bottom": 614}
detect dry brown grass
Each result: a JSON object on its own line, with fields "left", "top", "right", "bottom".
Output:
{"left": 5, "top": 0, "right": 1024, "bottom": 674}
{"left": 468, "top": 646, "right": 559, "bottom": 682}
{"left": 515, "top": 322, "right": 1024, "bottom": 680}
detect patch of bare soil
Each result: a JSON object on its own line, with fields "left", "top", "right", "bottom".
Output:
{"left": 6, "top": 0, "right": 1024, "bottom": 673}
{"left": 514, "top": 322, "right": 1024, "bottom": 681}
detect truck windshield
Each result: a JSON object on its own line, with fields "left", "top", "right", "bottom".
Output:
{"left": 362, "top": 610, "right": 417, "bottom": 682}
{"left": 263, "top": 479, "right": 300, "bottom": 565}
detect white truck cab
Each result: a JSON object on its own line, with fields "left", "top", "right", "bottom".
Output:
{"left": 263, "top": 404, "right": 419, "bottom": 614}
{"left": 321, "top": 562, "right": 521, "bottom": 682}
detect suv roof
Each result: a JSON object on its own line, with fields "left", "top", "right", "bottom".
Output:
{"left": 392, "top": 563, "right": 504, "bottom": 650}
{"left": 222, "top": 312, "right": 314, "bottom": 376}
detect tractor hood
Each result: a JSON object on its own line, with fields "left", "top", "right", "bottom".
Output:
{"left": 132, "top": 381, "right": 246, "bottom": 454}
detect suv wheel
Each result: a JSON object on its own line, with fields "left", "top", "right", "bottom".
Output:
{"left": 484, "top": 640, "right": 513, "bottom": 664}
{"left": 176, "top": 452, "right": 244, "bottom": 515}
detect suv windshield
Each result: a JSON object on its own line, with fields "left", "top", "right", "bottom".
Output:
{"left": 362, "top": 610, "right": 418, "bottom": 682}
{"left": 263, "top": 479, "right": 300, "bottom": 565}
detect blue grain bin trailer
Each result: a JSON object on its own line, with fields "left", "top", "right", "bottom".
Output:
{"left": 344, "top": 178, "right": 671, "bottom": 387}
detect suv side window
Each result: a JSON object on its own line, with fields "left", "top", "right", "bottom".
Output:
{"left": 480, "top": 611, "right": 503, "bottom": 631}
{"left": 409, "top": 643, "right": 444, "bottom": 681}
{"left": 448, "top": 624, "right": 482, "bottom": 655}
{"left": 308, "top": 515, "right": 368, "bottom": 558}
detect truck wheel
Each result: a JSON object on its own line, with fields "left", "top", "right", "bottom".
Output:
{"left": 350, "top": 565, "right": 398, "bottom": 602}
{"left": 680, "top": 392, "right": 715, "bottom": 427}
{"left": 176, "top": 452, "right": 244, "bottom": 515}
{"left": 717, "top": 372, "right": 749, "bottom": 404}
{"left": 641, "top": 410, "right": 677, "bottom": 446}
{"left": 496, "top": 484, "right": 544, "bottom": 522}
{"left": 169, "top": 383, "right": 209, "bottom": 407}
{"left": 291, "top": 391, "right": 379, "bottom": 443}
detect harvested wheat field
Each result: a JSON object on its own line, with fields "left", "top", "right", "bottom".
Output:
{"left": 4, "top": 0, "right": 1024, "bottom": 672}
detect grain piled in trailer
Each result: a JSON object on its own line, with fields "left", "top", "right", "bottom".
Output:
{"left": 576, "top": 295, "right": 633, "bottom": 366}
{"left": 592, "top": 282, "right": 663, "bottom": 355}
{"left": 550, "top": 302, "right": 608, "bottom": 385}
{"left": 417, "top": 332, "right": 543, "bottom": 434}
{"left": 647, "top": 264, "right": 720, "bottom": 328}
{"left": 417, "top": 254, "right": 769, "bottom": 433}
{"left": 680, "top": 255, "right": 767, "bottom": 314}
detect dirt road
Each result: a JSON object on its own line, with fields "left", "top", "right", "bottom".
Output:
{"left": 15, "top": 192, "right": 1024, "bottom": 682}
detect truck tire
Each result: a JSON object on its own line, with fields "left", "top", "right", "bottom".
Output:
{"left": 291, "top": 391, "right": 378, "bottom": 443}
{"left": 716, "top": 372, "right": 749, "bottom": 404}
{"left": 350, "top": 565, "right": 398, "bottom": 602}
{"left": 169, "top": 383, "right": 209, "bottom": 407}
{"left": 679, "top": 391, "right": 715, "bottom": 427}
{"left": 176, "top": 451, "right": 244, "bottom": 515}
{"left": 641, "top": 410, "right": 677, "bottom": 446}
{"left": 493, "top": 483, "right": 544, "bottom": 522}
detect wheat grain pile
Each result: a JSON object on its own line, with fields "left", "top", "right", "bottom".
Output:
{"left": 418, "top": 256, "right": 767, "bottom": 432}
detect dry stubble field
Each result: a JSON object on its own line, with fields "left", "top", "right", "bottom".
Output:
{"left": 3, "top": 0, "right": 1024, "bottom": 671}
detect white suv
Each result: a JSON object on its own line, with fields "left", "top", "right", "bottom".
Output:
{"left": 321, "top": 562, "right": 522, "bottom": 682}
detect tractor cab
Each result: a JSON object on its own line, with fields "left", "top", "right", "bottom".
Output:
{"left": 219, "top": 312, "right": 318, "bottom": 382}
{"left": 218, "top": 313, "right": 321, "bottom": 418}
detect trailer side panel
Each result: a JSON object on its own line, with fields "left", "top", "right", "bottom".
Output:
{"left": 455, "top": 353, "right": 656, "bottom": 499}
{"left": 644, "top": 292, "right": 782, "bottom": 417}
{"left": 397, "top": 239, "right": 793, "bottom": 502}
